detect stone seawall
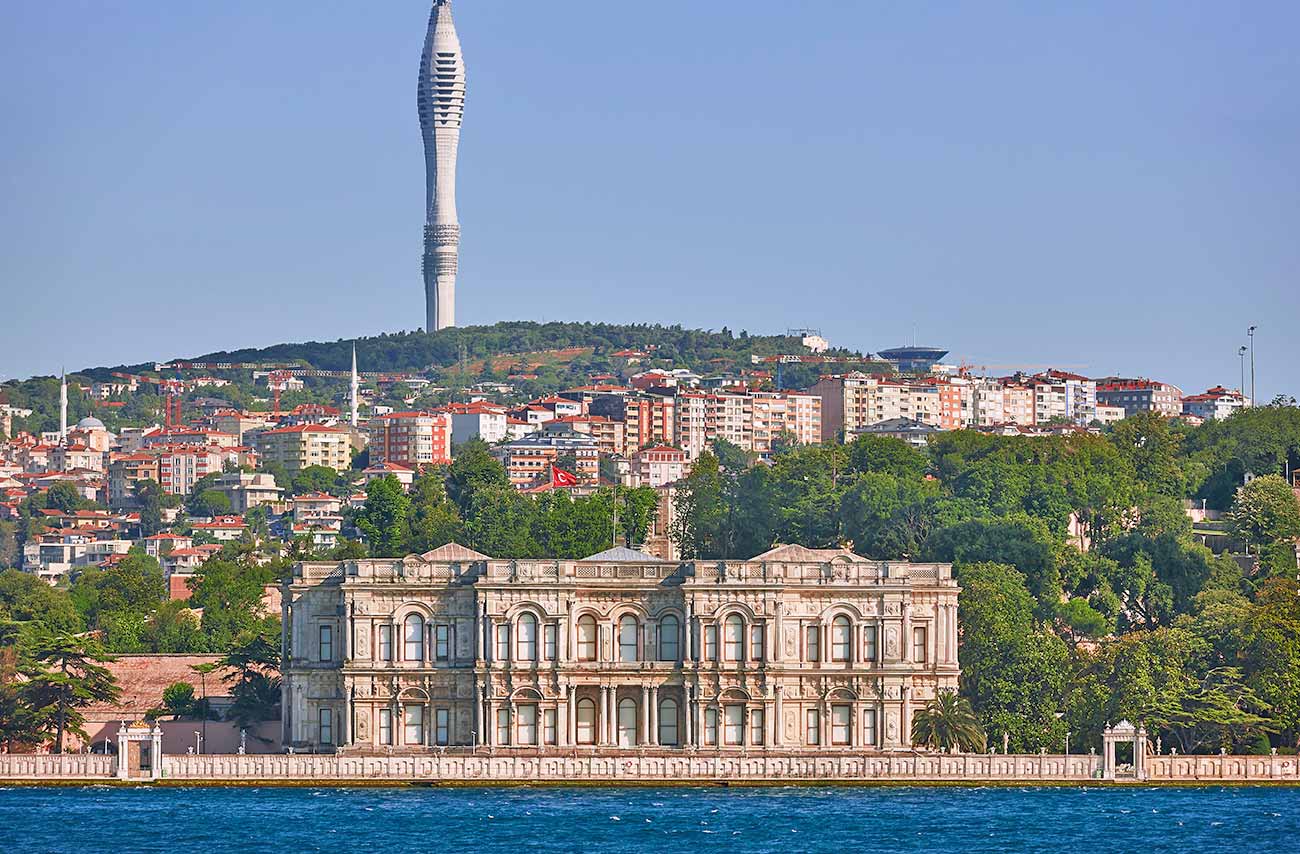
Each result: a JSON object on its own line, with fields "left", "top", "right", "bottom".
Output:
{"left": 1, "top": 750, "right": 1297, "bottom": 785}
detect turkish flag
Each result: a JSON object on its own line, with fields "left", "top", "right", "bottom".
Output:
{"left": 550, "top": 464, "right": 579, "bottom": 487}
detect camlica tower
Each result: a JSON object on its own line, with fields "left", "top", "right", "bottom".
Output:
{"left": 418, "top": 0, "right": 466, "bottom": 332}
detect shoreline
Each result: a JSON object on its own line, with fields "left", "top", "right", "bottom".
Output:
{"left": 5, "top": 777, "right": 1300, "bottom": 790}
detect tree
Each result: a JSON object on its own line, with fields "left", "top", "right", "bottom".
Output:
{"left": 187, "top": 558, "right": 274, "bottom": 649}
{"left": 155, "top": 681, "right": 197, "bottom": 719}
{"left": 221, "top": 625, "right": 281, "bottom": 728}
{"left": 69, "top": 551, "right": 165, "bottom": 651}
{"left": 25, "top": 629, "right": 119, "bottom": 753}
{"left": 446, "top": 439, "right": 510, "bottom": 513}
{"left": 618, "top": 486, "right": 660, "bottom": 547}
{"left": 846, "top": 434, "right": 927, "bottom": 480}
{"left": 288, "top": 464, "right": 346, "bottom": 497}
{"left": 911, "top": 689, "right": 987, "bottom": 753}
{"left": 355, "top": 475, "right": 411, "bottom": 557}
{"left": 44, "top": 482, "right": 87, "bottom": 514}
{"left": 133, "top": 480, "right": 164, "bottom": 536}
{"left": 671, "top": 452, "right": 725, "bottom": 559}
{"left": 0, "top": 569, "right": 82, "bottom": 633}
{"left": 1228, "top": 474, "right": 1300, "bottom": 556}
{"left": 957, "top": 562, "right": 1069, "bottom": 752}
{"left": 404, "top": 471, "right": 463, "bottom": 553}
{"left": 1055, "top": 597, "right": 1112, "bottom": 647}
{"left": 188, "top": 489, "right": 232, "bottom": 518}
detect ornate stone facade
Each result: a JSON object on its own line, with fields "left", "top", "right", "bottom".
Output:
{"left": 280, "top": 543, "right": 960, "bottom": 753}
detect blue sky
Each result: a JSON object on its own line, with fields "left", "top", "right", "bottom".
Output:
{"left": 2, "top": 1, "right": 1296, "bottom": 399}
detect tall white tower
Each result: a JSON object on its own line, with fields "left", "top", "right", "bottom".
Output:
{"left": 418, "top": 0, "right": 466, "bottom": 332}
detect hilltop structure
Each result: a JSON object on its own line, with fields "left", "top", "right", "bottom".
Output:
{"left": 418, "top": 0, "right": 466, "bottom": 332}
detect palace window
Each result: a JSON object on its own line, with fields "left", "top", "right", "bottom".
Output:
{"left": 704, "top": 624, "right": 719, "bottom": 662}
{"left": 495, "top": 623, "right": 509, "bottom": 661}
{"left": 863, "top": 709, "right": 877, "bottom": 747}
{"left": 913, "top": 626, "right": 928, "bottom": 663}
{"left": 805, "top": 709, "right": 820, "bottom": 745}
{"left": 750, "top": 708, "right": 765, "bottom": 746}
{"left": 618, "top": 615, "right": 639, "bottom": 662}
{"left": 724, "top": 615, "right": 744, "bottom": 661}
{"left": 724, "top": 705, "right": 744, "bottom": 745}
{"left": 495, "top": 708, "right": 509, "bottom": 745}
{"left": 805, "top": 625, "right": 820, "bottom": 662}
{"left": 318, "top": 625, "right": 332, "bottom": 662}
{"left": 404, "top": 614, "right": 424, "bottom": 662}
{"left": 659, "top": 615, "right": 680, "bottom": 662}
{"left": 576, "top": 698, "right": 597, "bottom": 744}
{"left": 864, "top": 625, "right": 878, "bottom": 662}
{"left": 704, "top": 707, "right": 719, "bottom": 746}
{"left": 543, "top": 708, "right": 557, "bottom": 745}
{"left": 404, "top": 705, "right": 424, "bottom": 746}
{"left": 831, "top": 704, "right": 851, "bottom": 746}
{"left": 831, "top": 616, "right": 851, "bottom": 662}
{"left": 378, "top": 708, "right": 392, "bottom": 745}
{"left": 543, "top": 623, "right": 557, "bottom": 661}
{"left": 749, "top": 624, "right": 764, "bottom": 662}
{"left": 435, "top": 708, "right": 450, "bottom": 746}
{"left": 379, "top": 625, "right": 394, "bottom": 662}
{"left": 577, "top": 615, "right": 598, "bottom": 661}
{"left": 319, "top": 708, "right": 333, "bottom": 745}
{"left": 435, "top": 624, "right": 450, "bottom": 661}
{"left": 516, "top": 613, "right": 538, "bottom": 662}
{"left": 658, "top": 698, "right": 679, "bottom": 745}
{"left": 517, "top": 704, "right": 538, "bottom": 746}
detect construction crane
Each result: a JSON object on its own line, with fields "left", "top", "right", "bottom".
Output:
{"left": 110, "top": 372, "right": 186, "bottom": 428}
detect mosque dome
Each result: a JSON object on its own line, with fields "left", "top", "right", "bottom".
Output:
{"left": 76, "top": 416, "right": 106, "bottom": 431}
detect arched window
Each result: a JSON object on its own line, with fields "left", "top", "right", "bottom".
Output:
{"left": 576, "top": 698, "right": 597, "bottom": 744}
{"left": 577, "top": 615, "right": 597, "bottom": 661}
{"left": 831, "top": 615, "right": 851, "bottom": 662}
{"left": 617, "top": 697, "right": 638, "bottom": 747}
{"left": 658, "top": 614, "right": 680, "bottom": 662}
{"left": 724, "top": 614, "right": 744, "bottom": 661}
{"left": 404, "top": 614, "right": 425, "bottom": 661}
{"left": 516, "top": 613, "right": 538, "bottom": 662}
{"left": 658, "top": 698, "right": 679, "bottom": 745}
{"left": 618, "top": 615, "right": 639, "bottom": 662}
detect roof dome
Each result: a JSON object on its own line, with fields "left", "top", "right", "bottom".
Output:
{"left": 76, "top": 416, "right": 106, "bottom": 430}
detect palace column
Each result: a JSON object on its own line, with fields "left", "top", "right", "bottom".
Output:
{"left": 649, "top": 686, "right": 659, "bottom": 746}
{"left": 485, "top": 695, "right": 496, "bottom": 746}
{"left": 773, "top": 686, "right": 783, "bottom": 746}
{"left": 640, "top": 686, "right": 650, "bottom": 745}
{"left": 599, "top": 686, "right": 610, "bottom": 746}
{"left": 684, "top": 687, "right": 694, "bottom": 746}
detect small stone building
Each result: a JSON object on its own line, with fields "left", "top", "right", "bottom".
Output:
{"left": 281, "top": 543, "right": 959, "bottom": 753}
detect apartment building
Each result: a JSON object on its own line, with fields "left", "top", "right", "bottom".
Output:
{"left": 255, "top": 425, "right": 352, "bottom": 473}
{"left": 367, "top": 411, "right": 453, "bottom": 469}
{"left": 1095, "top": 379, "right": 1184, "bottom": 418}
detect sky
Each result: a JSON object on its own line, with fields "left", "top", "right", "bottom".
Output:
{"left": 2, "top": 1, "right": 1297, "bottom": 399}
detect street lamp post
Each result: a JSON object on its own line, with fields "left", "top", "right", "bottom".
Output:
{"left": 194, "top": 731, "right": 202, "bottom": 755}
{"left": 1238, "top": 346, "right": 1248, "bottom": 403}
{"left": 1248, "top": 326, "right": 1257, "bottom": 406}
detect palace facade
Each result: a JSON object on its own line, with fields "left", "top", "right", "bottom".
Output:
{"left": 280, "top": 543, "right": 959, "bottom": 753}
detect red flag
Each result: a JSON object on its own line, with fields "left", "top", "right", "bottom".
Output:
{"left": 550, "top": 464, "right": 579, "bottom": 487}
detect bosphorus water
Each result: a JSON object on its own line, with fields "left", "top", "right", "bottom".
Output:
{"left": 5, "top": 785, "right": 1299, "bottom": 853}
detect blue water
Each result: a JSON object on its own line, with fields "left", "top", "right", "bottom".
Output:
{"left": 4, "top": 785, "right": 1298, "bottom": 852}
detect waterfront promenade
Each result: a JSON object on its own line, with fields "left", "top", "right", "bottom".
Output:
{"left": 2, "top": 748, "right": 1297, "bottom": 785}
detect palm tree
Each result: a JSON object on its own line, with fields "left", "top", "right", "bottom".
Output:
{"left": 911, "top": 689, "right": 986, "bottom": 754}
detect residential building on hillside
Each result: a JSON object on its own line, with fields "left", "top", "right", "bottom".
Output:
{"left": 255, "top": 425, "right": 352, "bottom": 473}
{"left": 280, "top": 543, "right": 959, "bottom": 753}
{"left": 368, "top": 411, "right": 452, "bottom": 469}
{"left": 212, "top": 471, "right": 284, "bottom": 513}
{"left": 1095, "top": 379, "right": 1184, "bottom": 418}
{"left": 1182, "top": 386, "right": 1247, "bottom": 421}
{"left": 630, "top": 445, "right": 687, "bottom": 488}
{"left": 447, "top": 402, "right": 508, "bottom": 445}
{"left": 1028, "top": 371, "right": 1097, "bottom": 425}
{"left": 499, "top": 429, "right": 599, "bottom": 487}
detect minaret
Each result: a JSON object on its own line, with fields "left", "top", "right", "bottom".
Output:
{"left": 59, "top": 370, "right": 68, "bottom": 443}
{"left": 350, "top": 345, "right": 360, "bottom": 428}
{"left": 418, "top": 0, "right": 466, "bottom": 332}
